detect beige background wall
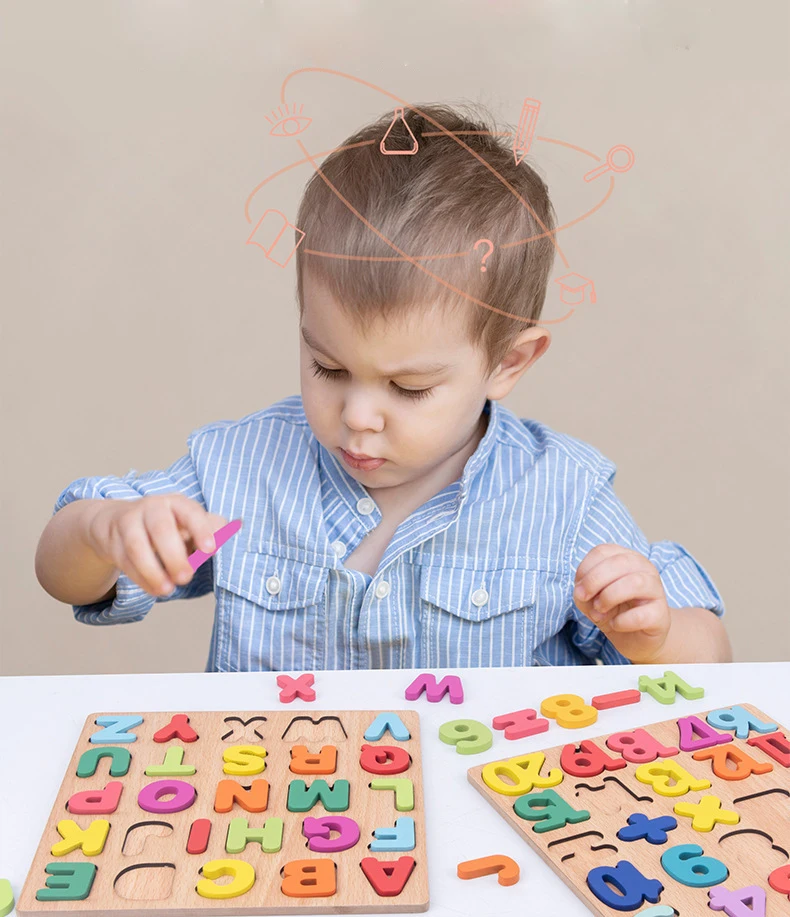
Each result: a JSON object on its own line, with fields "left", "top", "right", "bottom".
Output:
{"left": 1, "top": 0, "right": 788, "bottom": 675}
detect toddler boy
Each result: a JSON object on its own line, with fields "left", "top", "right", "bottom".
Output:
{"left": 36, "top": 102, "right": 731, "bottom": 671}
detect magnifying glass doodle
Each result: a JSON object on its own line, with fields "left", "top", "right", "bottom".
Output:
{"left": 583, "top": 144, "right": 635, "bottom": 182}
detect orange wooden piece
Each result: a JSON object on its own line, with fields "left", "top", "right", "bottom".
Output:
{"left": 280, "top": 859, "right": 336, "bottom": 898}
{"left": 692, "top": 744, "right": 773, "bottom": 780}
{"left": 457, "top": 854, "right": 520, "bottom": 886}
{"left": 289, "top": 745, "right": 337, "bottom": 775}
{"left": 213, "top": 778, "right": 269, "bottom": 813}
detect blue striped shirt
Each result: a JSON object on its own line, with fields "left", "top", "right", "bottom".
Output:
{"left": 53, "top": 395, "right": 725, "bottom": 672}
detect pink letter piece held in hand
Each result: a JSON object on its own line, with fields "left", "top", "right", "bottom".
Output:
{"left": 187, "top": 519, "right": 243, "bottom": 572}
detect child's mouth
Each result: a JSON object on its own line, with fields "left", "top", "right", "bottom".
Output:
{"left": 340, "top": 448, "right": 386, "bottom": 471}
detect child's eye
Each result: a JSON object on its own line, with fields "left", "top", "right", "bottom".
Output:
{"left": 309, "top": 359, "right": 434, "bottom": 401}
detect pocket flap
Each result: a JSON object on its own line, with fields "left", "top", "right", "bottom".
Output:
{"left": 216, "top": 550, "right": 329, "bottom": 611}
{"left": 419, "top": 565, "right": 538, "bottom": 622}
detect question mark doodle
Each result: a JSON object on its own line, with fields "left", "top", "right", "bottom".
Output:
{"left": 474, "top": 238, "right": 494, "bottom": 272}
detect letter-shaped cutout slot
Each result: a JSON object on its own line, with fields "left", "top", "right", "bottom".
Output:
{"left": 121, "top": 821, "right": 174, "bottom": 857}
{"left": 574, "top": 775, "right": 654, "bottom": 816}
{"left": 220, "top": 716, "right": 267, "bottom": 743}
{"left": 113, "top": 863, "right": 176, "bottom": 901}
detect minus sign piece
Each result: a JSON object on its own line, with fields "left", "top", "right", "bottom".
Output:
{"left": 592, "top": 690, "right": 641, "bottom": 711}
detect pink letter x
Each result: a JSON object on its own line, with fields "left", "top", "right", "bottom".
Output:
{"left": 277, "top": 673, "right": 316, "bottom": 703}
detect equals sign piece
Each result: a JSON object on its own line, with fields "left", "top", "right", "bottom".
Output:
{"left": 592, "top": 690, "right": 642, "bottom": 711}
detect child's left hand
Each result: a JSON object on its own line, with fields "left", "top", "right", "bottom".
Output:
{"left": 573, "top": 544, "right": 671, "bottom": 663}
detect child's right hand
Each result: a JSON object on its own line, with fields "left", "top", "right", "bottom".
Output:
{"left": 85, "top": 495, "right": 228, "bottom": 597}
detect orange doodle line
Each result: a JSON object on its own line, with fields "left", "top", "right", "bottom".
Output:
{"left": 242, "top": 136, "right": 613, "bottom": 260}
{"left": 240, "top": 68, "right": 624, "bottom": 323}
{"left": 294, "top": 136, "right": 572, "bottom": 326}
{"left": 275, "top": 68, "right": 565, "bottom": 266}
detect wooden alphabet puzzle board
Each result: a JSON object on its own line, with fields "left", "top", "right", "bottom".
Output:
{"left": 17, "top": 710, "right": 428, "bottom": 915}
{"left": 468, "top": 703, "right": 790, "bottom": 916}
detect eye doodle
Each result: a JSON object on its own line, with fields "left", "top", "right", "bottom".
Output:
{"left": 266, "top": 101, "right": 312, "bottom": 137}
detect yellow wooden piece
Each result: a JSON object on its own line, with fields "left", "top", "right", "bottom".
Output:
{"left": 196, "top": 859, "right": 255, "bottom": 899}
{"left": 52, "top": 819, "right": 110, "bottom": 857}
{"left": 634, "top": 761, "right": 711, "bottom": 797}
{"left": 481, "top": 752, "right": 563, "bottom": 796}
{"left": 673, "top": 795, "right": 740, "bottom": 832}
{"left": 222, "top": 745, "right": 267, "bottom": 776}
{"left": 540, "top": 694, "right": 598, "bottom": 729}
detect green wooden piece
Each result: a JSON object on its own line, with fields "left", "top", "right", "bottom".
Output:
{"left": 514, "top": 788, "right": 590, "bottom": 833}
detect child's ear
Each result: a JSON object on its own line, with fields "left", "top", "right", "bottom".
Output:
{"left": 487, "top": 329, "right": 551, "bottom": 399}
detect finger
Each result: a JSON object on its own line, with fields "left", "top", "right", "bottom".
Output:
{"left": 574, "top": 543, "right": 625, "bottom": 583}
{"left": 105, "top": 521, "right": 163, "bottom": 596}
{"left": 609, "top": 603, "right": 666, "bottom": 635}
{"left": 591, "top": 570, "right": 663, "bottom": 617}
{"left": 575, "top": 549, "right": 645, "bottom": 603}
{"left": 145, "top": 501, "right": 195, "bottom": 587}
{"left": 172, "top": 499, "right": 223, "bottom": 556}
{"left": 118, "top": 516, "right": 173, "bottom": 596}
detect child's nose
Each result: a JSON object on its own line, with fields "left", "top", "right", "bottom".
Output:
{"left": 341, "top": 391, "right": 385, "bottom": 433}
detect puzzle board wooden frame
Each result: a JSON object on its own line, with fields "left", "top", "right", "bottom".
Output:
{"left": 468, "top": 702, "right": 790, "bottom": 916}
{"left": 17, "top": 710, "right": 429, "bottom": 916}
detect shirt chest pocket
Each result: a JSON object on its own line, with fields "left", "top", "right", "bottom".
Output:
{"left": 418, "top": 565, "right": 539, "bottom": 668}
{"left": 214, "top": 550, "right": 330, "bottom": 672}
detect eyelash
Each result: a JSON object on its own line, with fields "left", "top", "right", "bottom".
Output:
{"left": 309, "top": 359, "right": 435, "bottom": 401}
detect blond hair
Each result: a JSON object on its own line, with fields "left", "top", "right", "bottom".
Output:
{"left": 295, "top": 101, "right": 557, "bottom": 377}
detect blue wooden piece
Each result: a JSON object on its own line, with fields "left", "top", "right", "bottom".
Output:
{"left": 660, "top": 844, "right": 729, "bottom": 888}
{"left": 369, "top": 816, "right": 416, "bottom": 852}
{"left": 617, "top": 813, "right": 678, "bottom": 845}
{"left": 89, "top": 715, "right": 143, "bottom": 744}
{"left": 364, "top": 712, "right": 410, "bottom": 742}
{"left": 706, "top": 706, "right": 777, "bottom": 740}
{"left": 587, "top": 860, "right": 663, "bottom": 911}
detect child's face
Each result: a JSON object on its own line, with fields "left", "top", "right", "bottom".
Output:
{"left": 299, "top": 272, "right": 500, "bottom": 492}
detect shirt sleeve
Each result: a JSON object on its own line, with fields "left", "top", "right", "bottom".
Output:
{"left": 566, "top": 464, "right": 726, "bottom": 664}
{"left": 52, "top": 438, "right": 215, "bottom": 626}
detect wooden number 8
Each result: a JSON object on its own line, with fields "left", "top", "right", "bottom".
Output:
{"left": 540, "top": 694, "right": 598, "bottom": 729}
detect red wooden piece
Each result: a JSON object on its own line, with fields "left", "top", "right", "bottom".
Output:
{"left": 492, "top": 708, "right": 549, "bottom": 740}
{"left": 360, "top": 856, "right": 416, "bottom": 897}
{"left": 591, "top": 690, "right": 641, "bottom": 711}
{"left": 747, "top": 731, "right": 790, "bottom": 767}
{"left": 153, "top": 714, "right": 198, "bottom": 743}
{"left": 359, "top": 744, "right": 411, "bottom": 775}
{"left": 560, "top": 740, "right": 628, "bottom": 778}
{"left": 186, "top": 818, "right": 211, "bottom": 854}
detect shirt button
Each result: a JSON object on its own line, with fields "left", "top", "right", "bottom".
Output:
{"left": 266, "top": 575, "right": 282, "bottom": 595}
{"left": 374, "top": 580, "right": 391, "bottom": 599}
{"left": 356, "top": 497, "right": 376, "bottom": 515}
{"left": 331, "top": 540, "right": 347, "bottom": 558}
{"left": 471, "top": 588, "right": 489, "bottom": 607}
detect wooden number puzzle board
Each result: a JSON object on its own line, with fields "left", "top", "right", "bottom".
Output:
{"left": 468, "top": 703, "right": 790, "bottom": 916}
{"left": 17, "top": 710, "right": 428, "bottom": 916}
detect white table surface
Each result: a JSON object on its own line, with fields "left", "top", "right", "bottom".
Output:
{"left": 1, "top": 662, "right": 787, "bottom": 916}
